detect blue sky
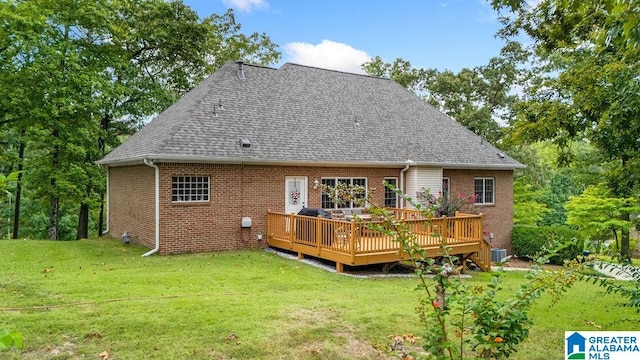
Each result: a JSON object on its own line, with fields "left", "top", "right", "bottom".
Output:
{"left": 182, "top": 0, "right": 508, "bottom": 74}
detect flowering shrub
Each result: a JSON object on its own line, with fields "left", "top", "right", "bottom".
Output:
{"left": 416, "top": 188, "right": 477, "bottom": 217}
{"left": 369, "top": 181, "right": 579, "bottom": 359}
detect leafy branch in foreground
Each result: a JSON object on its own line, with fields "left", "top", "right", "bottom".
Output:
{"left": 366, "top": 181, "right": 579, "bottom": 359}
{"left": 0, "top": 329, "right": 23, "bottom": 351}
{"left": 574, "top": 259, "right": 640, "bottom": 316}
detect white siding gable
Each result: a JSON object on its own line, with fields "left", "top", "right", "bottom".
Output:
{"left": 405, "top": 167, "right": 443, "bottom": 209}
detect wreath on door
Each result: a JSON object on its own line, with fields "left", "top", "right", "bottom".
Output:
{"left": 290, "top": 187, "right": 300, "bottom": 205}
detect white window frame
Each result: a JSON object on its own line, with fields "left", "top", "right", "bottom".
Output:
{"left": 320, "top": 177, "right": 367, "bottom": 209}
{"left": 384, "top": 177, "right": 398, "bottom": 208}
{"left": 474, "top": 177, "right": 494, "bottom": 205}
{"left": 171, "top": 176, "right": 210, "bottom": 203}
{"left": 442, "top": 177, "right": 450, "bottom": 199}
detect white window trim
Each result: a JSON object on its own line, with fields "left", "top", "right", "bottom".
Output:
{"left": 321, "top": 177, "right": 367, "bottom": 209}
{"left": 384, "top": 177, "right": 399, "bottom": 208}
{"left": 171, "top": 176, "right": 210, "bottom": 203}
{"left": 442, "top": 177, "right": 450, "bottom": 195}
{"left": 474, "top": 177, "right": 495, "bottom": 205}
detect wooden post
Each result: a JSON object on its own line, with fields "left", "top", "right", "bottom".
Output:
{"left": 350, "top": 219, "right": 356, "bottom": 264}
{"left": 316, "top": 215, "right": 322, "bottom": 255}
{"left": 336, "top": 262, "right": 344, "bottom": 273}
{"left": 441, "top": 215, "right": 448, "bottom": 244}
{"left": 289, "top": 213, "right": 295, "bottom": 250}
{"left": 266, "top": 209, "right": 271, "bottom": 245}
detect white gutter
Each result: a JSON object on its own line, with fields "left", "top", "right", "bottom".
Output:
{"left": 97, "top": 155, "right": 526, "bottom": 170}
{"left": 399, "top": 160, "right": 413, "bottom": 208}
{"left": 101, "top": 168, "right": 110, "bottom": 235}
{"left": 142, "top": 159, "right": 160, "bottom": 257}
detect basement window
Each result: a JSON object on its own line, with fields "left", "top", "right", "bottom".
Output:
{"left": 172, "top": 176, "right": 210, "bottom": 202}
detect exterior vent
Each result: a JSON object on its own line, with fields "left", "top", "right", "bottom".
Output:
{"left": 237, "top": 61, "right": 245, "bottom": 80}
{"left": 239, "top": 138, "right": 251, "bottom": 148}
{"left": 497, "top": 152, "right": 506, "bottom": 159}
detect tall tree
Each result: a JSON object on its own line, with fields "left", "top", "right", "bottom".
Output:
{"left": 492, "top": 0, "right": 640, "bottom": 258}
{"left": 1, "top": 0, "right": 281, "bottom": 240}
{"left": 363, "top": 42, "right": 528, "bottom": 144}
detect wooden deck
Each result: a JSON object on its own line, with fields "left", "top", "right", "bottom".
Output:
{"left": 266, "top": 208, "right": 491, "bottom": 273}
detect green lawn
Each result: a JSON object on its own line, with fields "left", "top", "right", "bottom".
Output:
{"left": 0, "top": 238, "right": 637, "bottom": 359}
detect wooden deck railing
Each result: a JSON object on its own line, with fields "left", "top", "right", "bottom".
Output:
{"left": 266, "top": 208, "right": 491, "bottom": 272}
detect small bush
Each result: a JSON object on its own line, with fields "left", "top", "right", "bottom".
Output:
{"left": 512, "top": 225, "right": 584, "bottom": 265}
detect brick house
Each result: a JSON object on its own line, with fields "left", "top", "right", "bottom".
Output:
{"left": 97, "top": 61, "right": 524, "bottom": 256}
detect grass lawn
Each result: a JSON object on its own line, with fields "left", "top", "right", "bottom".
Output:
{"left": 1, "top": 238, "right": 637, "bottom": 359}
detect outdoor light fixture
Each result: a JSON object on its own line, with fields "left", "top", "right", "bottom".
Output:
{"left": 313, "top": 179, "right": 320, "bottom": 189}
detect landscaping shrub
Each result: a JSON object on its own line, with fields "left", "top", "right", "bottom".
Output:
{"left": 512, "top": 225, "right": 584, "bottom": 265}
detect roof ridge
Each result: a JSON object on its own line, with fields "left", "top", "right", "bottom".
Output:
{"left": 279, "top": 62, "right": 393, "bottom": 81}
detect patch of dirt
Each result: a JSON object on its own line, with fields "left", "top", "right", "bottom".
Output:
{"left": 272, "top": 307, "right": 403, "bottom": 360}
{"left": 500, "top": 257, "right": 563, "bottom": 271}
{"left": 20, "top": 340, "right": 78, "bottom": 360}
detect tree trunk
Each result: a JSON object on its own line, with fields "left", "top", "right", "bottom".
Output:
{"left": 98, "top": 193, "right": 104, "bottom": 237}
{"left": 49, "top": 127, "right": 59, "bottom": 240}
{"left": 12, "top": 137, "right": 24, "bottom": 239}
{"left": 77, "top": 203, "right": 89, "bottom": 239}
{"left": 48, "top": 193, "right": 58, "bottom": 240}
{"left": 97, "top": 114, "right": 110, "bottom": 238}
{"left": 621, "top": 213, "right": 631, "bottom": 261}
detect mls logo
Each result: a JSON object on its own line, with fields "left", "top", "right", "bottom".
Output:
{"left": 566, "top": 332, "right": 586, "bottom": 359}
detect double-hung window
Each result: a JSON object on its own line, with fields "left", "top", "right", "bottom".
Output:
{"left": 384, "top": 177, "right": 398, "bottom": 208}
{"left": 474, "top": 177, "right": 494, "bottom": 205}
{"left": 321, "top": 177, "right": 367, "bottom": 209}
{"left": 172, "top": 176, "right": 210, "bottom": 202}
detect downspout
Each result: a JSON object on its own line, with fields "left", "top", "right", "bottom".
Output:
{"left": 101, "top": 167, "right": 109, "bottom": 235}
{"left": 399, "top": 164, "right": 411, "bottom": 208}
{"left": 142, "top": 159, "right": 160, "bottom": 257}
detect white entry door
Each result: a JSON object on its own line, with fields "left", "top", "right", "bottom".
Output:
{"left": 285, "top": 177, "right": 308, "bottom": 215}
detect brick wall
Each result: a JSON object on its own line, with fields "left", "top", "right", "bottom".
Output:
{"left": 443, "top": 169, "right": 515, "bottom": 253}
{"left": 107, "top": 165, "right": 155, "bottom": 248}
{"left": 156, "top": 164, "right": 399, "bottom": 254}
{"left": 107, "top": 163, "right": 515, "bottom": 255}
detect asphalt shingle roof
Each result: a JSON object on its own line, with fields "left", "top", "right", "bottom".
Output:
{"left": 98, "top": 62, "right": 523, "bottom": 169}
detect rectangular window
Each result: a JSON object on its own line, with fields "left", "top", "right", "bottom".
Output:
{"left": 321, "top": 178, "right": 336, "bottom": 208}
{"left": 321, "top": 177, "right": 367, "bottom": 209}
{"left": 384, "top": 177, "right": 398, "bottom": 208}
{"left": 474, "top": 177, "right": 494, "bottom": 205}
{"left": 172, "top": 176, "right": 210, "bottom": 202}
{"left": 442, "top": 177, "right": 450, "bottom": 200}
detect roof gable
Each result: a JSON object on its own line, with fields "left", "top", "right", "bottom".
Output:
{"left": 98, "top": 61, "right": 523, "bottom": 169}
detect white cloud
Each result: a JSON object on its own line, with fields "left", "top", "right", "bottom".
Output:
{"left": 221, "top": 0, "right": 268, "bottom": 13}
{"left": 284, "top": 40, "right": 371, "bottom": 74}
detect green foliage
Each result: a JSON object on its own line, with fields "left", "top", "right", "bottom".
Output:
{"left": 565, "top": 184, "right": 640, "bottom": 257}
{"left": 0, "top": 329, "right": 23, "bottom": 350}
{"left": 363, "top": 41, "right": 529, "bottom": 144}
{"left": 416, "top": 188, "right": 477, "bottom": 217}
{"left": 492, "top": 0, "right": 640, "bottom": 260}
{"left": 512, "top": 225, "right": 584, "bottom": 265}
{"left": 2, "top": 238, "right": 639, "bottom": 359}
{"left": 0, "top": 0, "right": 280, "bottom": 240}
{"left": 538, "top": 170, "right": 578, "bottom": 226}
{"left": 513, "top": 178, "right": 549, "bottom": 225}
{"left": 593, "top": 262, "right": 640, "bottom": 313}
{"left": 366, "top": 184, "right": 579, "bottom": 359}
{"left": 320, "top": 182, "right": 367, "bottom": 208}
